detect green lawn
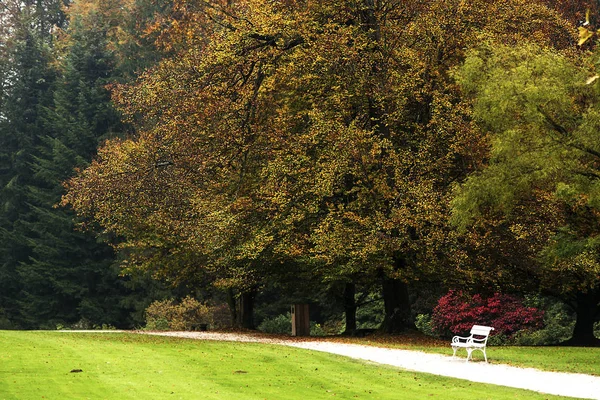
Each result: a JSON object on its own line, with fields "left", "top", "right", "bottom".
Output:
{"left": 350, "top": 335, "right": 600, "bottom": 376}
{"left": 475, "top": 346, "right": 600, "bottom": 375}
{"left": 0, "top": 331, "right": 578, "bottom": 400}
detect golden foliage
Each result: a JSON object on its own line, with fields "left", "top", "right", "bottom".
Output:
{"left": 63, "top": 0, "right": 576, "bottom": 289}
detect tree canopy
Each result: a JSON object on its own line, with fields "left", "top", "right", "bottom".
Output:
{"left": 452, "top": 41, "right": 600, "bottom": 344}
{"left": 3, "top": 0, "right": 598, "bottom": 340}
{"left": 62, "top": 0, "right": 577, "bottom": 331}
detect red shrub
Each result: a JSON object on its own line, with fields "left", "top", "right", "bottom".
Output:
{"left": 432, "top": 290, "right": 544, "bottom": 338}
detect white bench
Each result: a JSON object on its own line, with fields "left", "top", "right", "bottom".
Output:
{"left": 451, "top": 325, "right": 494, "bottom": 362}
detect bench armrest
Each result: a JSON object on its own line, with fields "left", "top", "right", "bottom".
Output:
{"left": 452, "top": 335, "right": 470, "bottom": 344}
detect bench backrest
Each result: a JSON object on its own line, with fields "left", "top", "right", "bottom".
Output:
{"left": 471, "top": 325, "right": 494, "bottom": 336}
{"left": 470, "top": 325, "right": 494, "bottom": 344}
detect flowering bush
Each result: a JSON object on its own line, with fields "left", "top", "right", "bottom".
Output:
{"left": 432, "top": 290, "right": 544, "bottom": 338}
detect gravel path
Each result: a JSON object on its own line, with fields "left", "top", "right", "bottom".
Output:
{"left": 142, "top": 331, "right": 600, "bottom": 399}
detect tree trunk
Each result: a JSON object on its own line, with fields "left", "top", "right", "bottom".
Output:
{"left": 237, "top": 289, "right": 256, "bottom": 330}
{"left": 343, "top": 282, "right": 357, "bottom": 334}
{"left": 358, "top": 0, "right": 380, "bottom": 42}
{"left": 380, "top": 277, "right": 412, "bottom": 334}
{"left": 565, "top": 290, "right": 600, "bottom": 346}
{"left": 226, "top": 288, "right": 237, "bottom": 327}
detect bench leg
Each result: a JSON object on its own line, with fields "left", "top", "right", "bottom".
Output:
{"left": 466, "top": 348, "right": 473, "bottom": 362}
{"left": 483, "top": 348, "right": 488, "bottom": 363}
{"left": 452, "top": 346, "right": 458, "bottom": 358}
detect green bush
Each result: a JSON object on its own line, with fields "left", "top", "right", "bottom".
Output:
{"left": 145, "top": 296, "right": 212, "bottom": 331}
{"left": 258, "top": 313, "right": 326, "bottom": 336}
{"left": 415, "top": 314, "right": 435, "bottom": 337}
{"left": 321, "top": 316, "right": 345, "bottom": 336}
{"left": 310, "top": 322, "right": 326, "bottom": 336}
{"left": 511, "top": 296, "right": 575, "bottom": 345}
{"left": 55, "top": 319, "right": 117, "bottom": 331}
{"left": 93, "top": 323, "right": 117, "bottom": 330}
{"left": 487, "top": 333, "right": 510, "bottom": 346}
{"left": 71, "top": 318, "right": 93, "bottom": 330}
{"left": 147, "top": 317, "right": 170, "bottom": 331}
{"left": 258, "top": 313, "right": 292, "bottom": 334}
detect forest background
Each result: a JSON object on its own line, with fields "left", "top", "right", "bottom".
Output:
{"left": 2, "top": 0, "right": 600, "bottom": 346}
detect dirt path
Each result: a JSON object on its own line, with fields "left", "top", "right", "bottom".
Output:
{"left": 141, "top": 331, "right": 600, "bottom": 399}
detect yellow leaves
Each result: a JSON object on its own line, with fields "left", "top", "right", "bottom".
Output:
{"left": 578, "top": 26, "right": 596, "bottom": 46}
{"left": 509, "top": 223, "right": 531, "bottom": 241}
{"left": 586, "top": 8, "right": 592, "bottom": 26}
{"left": 578, "top": 9, "right": 600, "bottom": 46}
{"left": 65, "top": 0, "right": 100, "bottom": 19}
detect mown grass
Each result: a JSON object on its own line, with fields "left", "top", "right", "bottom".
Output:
{"left": 0, "top": 331, "right": 578, "bottom": 399}
{"left": 342, "top": 333, "right": 600, "bottom": 376}
{"left": 475, "top": 346, "right": 600, "bottom": 375}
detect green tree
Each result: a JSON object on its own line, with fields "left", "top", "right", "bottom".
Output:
{"left": 453, "top": 41, "right": 600, "bottom": 345}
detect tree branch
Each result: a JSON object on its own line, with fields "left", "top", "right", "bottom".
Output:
{"left": 537, "top": 105, "right": 600, "bottom": 160}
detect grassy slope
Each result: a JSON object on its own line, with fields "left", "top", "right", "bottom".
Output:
{"left": 0, "top": 331, "right": 577, "bottom": 400}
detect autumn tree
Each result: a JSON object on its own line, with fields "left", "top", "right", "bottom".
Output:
{"left": 63, "top": 0, "right": 301, "bottom": 328}
{"left": 259, "top": 0, "right": 575, "bottom": 332}
{"left": 452, "top": 41, "right": 600, "bottom": 345}
{"left": 63, "top": 0, "right": 575, "bottom": 332}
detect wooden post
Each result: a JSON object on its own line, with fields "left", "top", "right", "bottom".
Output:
{"left": 291, "top": 304, "right": 310, "bottom": 336}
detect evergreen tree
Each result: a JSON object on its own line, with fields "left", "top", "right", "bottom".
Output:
{"left": 0, "top": 1, "right": 60, "bottom": 327}
{"left": 0, "top": 0, "right": 162, "bottom": 328}
{"left": 14, "top": 5, "right": 142, "bottom": 328}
